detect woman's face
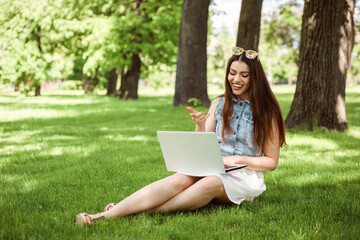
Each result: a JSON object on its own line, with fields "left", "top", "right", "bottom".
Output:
{"left": 227, "top": 60, "right": 250, "bottom": 100}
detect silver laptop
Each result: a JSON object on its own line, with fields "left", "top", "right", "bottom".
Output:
{"left": 157, "top": 131, "right": 247, "bottom": 176}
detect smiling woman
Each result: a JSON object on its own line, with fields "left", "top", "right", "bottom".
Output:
{"left": 75, "top": 47, "right": 287, "bottom": 227}
{"left": 221, "top": 47, "right": 286, "bottom": 152}
{"left": 228, "top": 61, "right": 250, "bottom": 100}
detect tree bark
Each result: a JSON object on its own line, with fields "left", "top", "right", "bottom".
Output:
{"left": 106, "top": 68, "right": 118, "bottom": 96}
{"left": 285, "top": 0, "right": 355, "bottom": 131}
{"left": 34, "top": 24, "right": 42, "bottom": 96}
{"left": 173, "top": 0, "right": 211, "bottom": 107}
{"left": 236, "top": 0, "right": 263, "bottom": 51}
{"left": 126, "top": 52, "right": 141, "bottom": 100}
{"left": 83, "top": 67, "right": 99, "bottom": 94}
{"left": 35, "top": 85, "right": 41, "bottom": 96}
{"left": 118, "top": 67, "right": 129, "bottom": 99}
{"left": 120, "top": 0, "right": 142, "bottom": 100}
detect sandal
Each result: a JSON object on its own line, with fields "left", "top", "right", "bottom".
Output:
{"left": 76, "top": 212, "right": 105, "bottom": 227}
{"left": 104, "top": 203, "right": 117, "bottom": 212}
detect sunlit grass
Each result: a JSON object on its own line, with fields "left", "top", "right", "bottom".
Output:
{"left": 0, "top": 85, "right": 359, "bottom": 239}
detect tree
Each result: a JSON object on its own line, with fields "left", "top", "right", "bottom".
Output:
{"left": 207, "top": 25, "right": 236, "bottom": 84}
{"left": 285, "top": 0, "right": 356, "bottom": 131}
{"left": 174, "top": 0, "right": 211, "bottom": 107}
{"left": 348, "top": 1, "right": 360, "bottom": 87}
{"left": 106, "top": 68, "right": 118, "bottom": 96}
{"left": 0, "top": 0, "right": 182, "bottom": 97}
{"left": 236, "top": 0, "right": 263, "bottom": 51}
{"left": 0, "top": 0, "right": 59, "bottom": 96}
{"left": 80, "top": 0, "right": 182, "bottom": 99}
{"left": 0, "top": 0, "right": 97, "bottom": 95}
{"left": 117, "top": 0, "right": 142, "bottom": 100}
{"left": 260, "top": 1, "right": 302, "bottom": 83}
{"left": 119, "top": 0, "right": 182, "bottom": 99}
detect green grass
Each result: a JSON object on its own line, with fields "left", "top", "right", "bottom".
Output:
{"left": 0, "top": 85, "right": 359, "bottom": 239}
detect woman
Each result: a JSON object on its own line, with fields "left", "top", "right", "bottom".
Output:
{"left": 76, "top": 47, "right": 286, "bottom": 226}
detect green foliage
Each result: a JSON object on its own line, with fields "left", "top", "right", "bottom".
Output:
{"left": 260, "top": 1, "right": 302, "bottom": 83}
{"left": 207, "top": 25, "right": 236, "bottom": 84}
{"left": 207, "top": 1, "right": 303, "bottom": 85}
{"left": 187, "top": 98, "right": 203, "bottom": 107}
{"left": 349, "top": 4, "right": 360, "bottom": 86}
{"left": 145, "top": 64, "right": 175, "bottom": 90}
{"left": 349, "top": 35, "right": 360, "bottom": 86}
{"left": 0, "top": 0, "right": 183, "bottom": 93}
{"left": 80, "top": 0, "right": 182, "bottom": 85}
{"left": 0, "top": 0, "right": 52, "bottom": 92}
{"left": 263, "top": 1, "right": 302, "bottom": 49}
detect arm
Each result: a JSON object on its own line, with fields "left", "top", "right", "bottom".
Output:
{"left": 222, "top": 118, "right": 281, "bottom": 171}
{"left": 186, "top": 99, "right": 218, "bottom": 132}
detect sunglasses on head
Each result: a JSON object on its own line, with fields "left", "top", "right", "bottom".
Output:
{"left": 232, "top": 47, "right": 259, "bottom": 60}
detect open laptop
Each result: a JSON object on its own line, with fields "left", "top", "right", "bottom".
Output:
{"left": 157, "top": 131, "right": 247, "bottom": 176}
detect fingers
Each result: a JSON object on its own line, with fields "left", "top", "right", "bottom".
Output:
{"left": 186, "top": 106, "right": 210, "bottom": 124}
{"left": 191, "top": 112, "right": 209, "bottom": 119}
{"left": 190, "top": 111, "right": 207, "bottom": 123}
{"left": 222, "top": 156, "right": 231, "bottom": 166}
{"left": 186, "top": 106, "right": 197, "bottom": 113}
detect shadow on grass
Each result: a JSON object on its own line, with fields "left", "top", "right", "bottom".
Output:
{"left": 0, "top": 90, "right": 359, "bottom": 239}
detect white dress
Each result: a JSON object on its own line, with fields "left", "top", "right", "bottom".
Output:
{"left": 214, "top": 169, "right": 266, "bottom": 204}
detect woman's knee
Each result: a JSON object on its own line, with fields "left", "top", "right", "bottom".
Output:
{"left": 166, "top": 173, "right": 199, "bottom": 190}
{"left": 198, "top": 176, "right": 225, "bottom": 195}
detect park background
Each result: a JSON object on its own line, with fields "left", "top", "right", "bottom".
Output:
{"left": 0, "top": 0, "right": 359, "bottom": 239}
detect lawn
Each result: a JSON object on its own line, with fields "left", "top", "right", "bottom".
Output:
{"left": 0, "top": 85, "right": 359, "bottom": 239}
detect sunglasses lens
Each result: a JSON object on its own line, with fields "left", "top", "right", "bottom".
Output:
{"left": 232, "top": 47, "right": 244, "bottom": 56}
{"left": 245, "top": 50, "right": 258, "bottom": 59}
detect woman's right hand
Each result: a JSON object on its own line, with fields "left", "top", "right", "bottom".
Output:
{"left": 186, "top": 106, "right": 210, "bottom": 125}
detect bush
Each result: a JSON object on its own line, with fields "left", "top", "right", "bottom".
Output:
{"left": 187, "top": 98, "right": 203, "bottom": 107}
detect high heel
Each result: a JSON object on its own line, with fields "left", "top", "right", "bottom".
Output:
{"left": 76, "top": 212, "right": 105, "bottom": 227}
{"left": 104, "top": 203, "right": 117, "bottom": 212}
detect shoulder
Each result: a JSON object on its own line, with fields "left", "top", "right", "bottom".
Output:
{"left": 210, "top": 97, "right": 224, "bottom": 121}
{"left": 208, "top": 98, "right": 220, "bottom": 113}
{"left": 210, "top": 97, "right": 224, "bottom": 111}
{"left": 210, "top": 98, "right": 220, "bottom": 106}
{"left": 213, "top": 96, "right": 225, "bottom": 106}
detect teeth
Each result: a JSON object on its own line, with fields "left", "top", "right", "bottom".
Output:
{"left": 233, "top": 84, "right": 242, "bottom": 87}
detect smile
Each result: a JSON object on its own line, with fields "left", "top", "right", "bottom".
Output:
{"left": 232, "top": 84, "right": 243, "bottom": 89}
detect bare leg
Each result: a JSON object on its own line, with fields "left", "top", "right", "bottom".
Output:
{"left": 152, "top": 176, "right": 232, "bottom": 213}
{"left": 103, "top": 173, "right": 200, "bottom": 218}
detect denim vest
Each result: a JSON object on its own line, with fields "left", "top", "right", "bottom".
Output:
{"left": 214, "top": 96, "right": 262, "bottom": 157}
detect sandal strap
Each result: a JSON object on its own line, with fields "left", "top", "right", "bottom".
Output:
{"left": 78, "top": 212, "right": 104, "bottom": 226}
{"left": 90, "top": 213, "right": 105, "bottom": 223}
{"left": 104, "top": 203, "right": 117, "bottom": 212}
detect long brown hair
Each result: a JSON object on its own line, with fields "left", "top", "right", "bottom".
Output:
{"left": 222, "top": 54, "right": 286, "bottom": 151}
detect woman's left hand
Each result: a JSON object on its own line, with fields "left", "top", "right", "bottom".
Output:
{"left": 222, "top": 156, "right": 237, "bottom": 166}
{"left": 186, "top": 106, "right": 210, "bottom": 125}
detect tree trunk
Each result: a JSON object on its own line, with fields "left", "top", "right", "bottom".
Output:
{"left": 83, "top": 68, "right": 99, "bottom": 94}
{"left": 121, "top": 0, "right": 142, "bottom": 100}
{"left": 118, "top": 67, "right": 129, "bottom": 99}
{"left": 173, "top": 0, "right": 211, "bottom": 107}
{"left": 35, "top": 85, "right": 41, "bottom": 96}
{"left": 106, "top": 68, "right": 118, "bottom": 96}
{"left": 84, "top": 77, "right": 96, "bottom": 94}
{"left": 126, "top": 52, "right": 141, "bottom": 100}
{"left": 34, "top": 24, "right": 42, "bottom": 96}
{"left": 285, "top": 0, "right": 355, "bottom": 132}
{"left": 236, "top": 0, "right": 263, "bottom": 51}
